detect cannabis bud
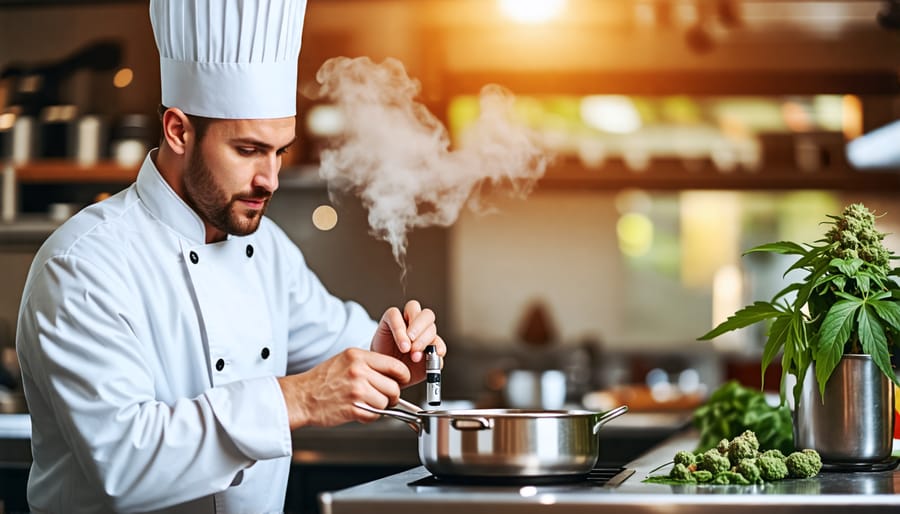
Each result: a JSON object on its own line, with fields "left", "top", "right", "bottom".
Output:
{"left": 825, "top": 203, "right": 892, "bottom": 274}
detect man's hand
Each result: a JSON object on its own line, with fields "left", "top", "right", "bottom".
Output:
{"left": 277, "top": 300, "right": 446, "bottom": 430}
{"left": 370, "top": 300, "right": 446, "bottom": 385}
{"left": 278, "top": 347, "right": 410, "bottom": 429}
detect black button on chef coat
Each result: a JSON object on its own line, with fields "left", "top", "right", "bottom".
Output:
{"left": 246, "top": 244, "right": 254, "bottom": 258}
{"left": 189, "top": 251, "right": 199, "bottom": 264}
{"left": 215, "top": 358, "right": 225, "bottom": 371}
{"left": 261, "top": 347, "right": 270, "bottom": 359}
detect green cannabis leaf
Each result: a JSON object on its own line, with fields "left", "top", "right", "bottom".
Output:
{"left": 693, "top": 381, "right": 794, "bottom": 455}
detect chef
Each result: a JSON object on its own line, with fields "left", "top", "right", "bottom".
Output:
{"left": 14, "top": 0, "right": 445, "bottom": 512}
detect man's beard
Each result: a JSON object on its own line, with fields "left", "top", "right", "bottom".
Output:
{"left": 183, "top": 149, "right": 271, "bottom": 237}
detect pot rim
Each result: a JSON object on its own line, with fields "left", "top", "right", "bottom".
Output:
{"left": 836, "top": 353, "right": 875, "bottom": 360}
{"left": 416, "top": 408, "right": 601, "bottom": 418}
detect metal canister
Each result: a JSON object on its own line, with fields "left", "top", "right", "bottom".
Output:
{"left": 794, "top": 355, "right": 895, "bottom": 463}
{"left": 425, "top": 345, "right": 441, "bottom": 407}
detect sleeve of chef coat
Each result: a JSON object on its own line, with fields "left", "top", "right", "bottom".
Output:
{"left": 279, "top": 231, "right": 378, "bottom": 375}
{"left": 19, "top": 254, "right": 291, "bottom": 512}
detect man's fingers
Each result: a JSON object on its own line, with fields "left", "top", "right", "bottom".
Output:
{"left": 364, "top": 370, "right": 403, "bottom": 406}
{"left": 433, "top": 335, "right": 447, "bottom": 360}
{"left": 353, "top": 404, "right": 385, "bottom": 423}
{"left": 405, "top": 307, "right": 435, "bottom": 344}
{"left": 345, "top": 351, "right": 408, "bottom": 422}
{"left": 381, "top": 307, "right": 410, "bottom": 352}
{"left": 403, "top": 300, "right": 422, "bottom": 324}
{"left": 363, "top": 350, "right": 412, "bottom": 385}
{"left": 406, "top": 324, "right": 437, "bottom": 363}
{"left": 402, "top": 301, "right": 422, "bottom": 346}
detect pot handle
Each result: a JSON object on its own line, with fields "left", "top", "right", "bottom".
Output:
{"left": 353, "top": 402, "right": 423, "bottom": 434}
{"left": 592, "top": 405, "right": 628, "bottom": 435}
{"left": 450, "top": 417, "right": 494, "bottom": 431}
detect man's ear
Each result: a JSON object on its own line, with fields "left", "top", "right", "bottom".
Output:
{"left": 161, "top": 107, "right": 192, "bottom": 155}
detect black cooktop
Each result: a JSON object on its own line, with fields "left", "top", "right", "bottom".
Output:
{"left": 820, "top": 457, "right": 900, "bottom": 473}
{"left": 408, "top": 465, "right": 635, "bottom": 488}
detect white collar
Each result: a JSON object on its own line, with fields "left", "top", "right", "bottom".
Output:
{"left": 135, "top": 150, "right": 208, "bottom": 244}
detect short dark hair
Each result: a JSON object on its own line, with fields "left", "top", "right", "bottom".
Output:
{"left": 157, "top": 104, "right": 214, "bottom": 142}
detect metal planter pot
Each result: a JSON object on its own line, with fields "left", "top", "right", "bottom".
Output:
{"left": 794, "top": 354, "right": 895, "bottom": 464}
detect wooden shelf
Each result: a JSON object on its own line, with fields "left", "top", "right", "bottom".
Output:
{"left": 8, "top": 159, "right": 900, "bottom": 192}
{"left": 10, "top": 160, "right": 139, "bottom": 184}
{"left": 537, "top": 159, "right": 900, "bottom": 192}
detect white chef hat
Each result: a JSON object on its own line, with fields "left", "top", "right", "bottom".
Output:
{"left": 150, "top": 0, "right": 307, "bottom": 119}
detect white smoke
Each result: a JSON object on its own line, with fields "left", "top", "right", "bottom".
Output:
{"left": 316, "top": 56, "right": 551, "bottom": 272}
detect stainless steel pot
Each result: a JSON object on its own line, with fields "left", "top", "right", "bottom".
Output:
{"left": 355, "top": 402, "right": 627, "bottom": 478}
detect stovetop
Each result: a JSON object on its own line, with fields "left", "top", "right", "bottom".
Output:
{"left": 407, "top": 465, "right": 635, "bottom": 491}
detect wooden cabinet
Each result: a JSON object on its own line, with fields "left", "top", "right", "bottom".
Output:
{"left": 1, "top": 161, "right": 138, "bottom": 248}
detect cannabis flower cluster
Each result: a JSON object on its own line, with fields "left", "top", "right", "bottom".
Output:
{"left": 645, "top": 431, "right": 822, "bottom": 486}
{"left": 825, "top": 203, "right": 892, "bottom": 274}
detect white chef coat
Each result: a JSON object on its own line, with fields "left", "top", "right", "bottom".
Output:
{"left": 15, "top": 151, "right": 378, "bottom": 513}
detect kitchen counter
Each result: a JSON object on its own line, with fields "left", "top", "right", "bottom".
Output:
{"left": 0, "top": 410, "right": 692, "bottom": 513}
{"left": 0, "top": 414, "right": 29, "bottom": 439}
{"left": 319, "top": 429, "right": 900, "bottom": 514}
{"left": 0, "top": 414, "right": 30, "bottom": 465}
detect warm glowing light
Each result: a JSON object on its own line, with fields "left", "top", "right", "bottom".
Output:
{"left": 841, "top": 95, "right": 863, "bottom": 140}
{"left": 616, "top": 212, "right": 654, "bottom": 258}
{"left": 306, "top": 104, "right": 345, "bottom": 137}
{"left": 813, "top": 95, "right": 843, "bottom": 132}
{"left": 711, "top": 264, "right": 744, "bottom": 351}
{"left": 312, "top": 205, "right": 338, "bottom": 231}
{"left": 782, "top": 101, "right": 812, "bottom": 132}
{"left": 499, "top": 0, "right": 565, "bottom": 23}
{"left": 538, "top": 494, "right": 557, "bottom": 505}
{"left": 113, "top": 68, "right": 133, "bottom": 88}
{"left": 580, "top": 96, "right": 642, "bottom": 134}
{"left": 0, "top": 112, "right": 15, "bottom": 131}
{"left": 712, "top": 266, "right": 741, "bottom": 303}
{"left": 680, "top": 192, "right": 740, "bottom": 288}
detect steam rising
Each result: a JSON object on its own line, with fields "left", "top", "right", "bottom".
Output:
{"left": 316, "top": 57, "right": 551, "bottom": 272}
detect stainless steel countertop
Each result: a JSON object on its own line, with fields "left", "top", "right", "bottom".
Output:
{"left": 319, "top": 430, "right": 900, "bottom": 514}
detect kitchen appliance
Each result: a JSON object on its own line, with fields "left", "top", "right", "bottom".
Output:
{"left": 408, "top": 464, "right": 634, "bottom": 487}
{"left": 355, "top": 401, "right": 627, "bottom": 480}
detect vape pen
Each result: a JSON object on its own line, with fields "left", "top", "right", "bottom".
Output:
{"left": 425, "top": 345, "right": 442, "bottom": 406}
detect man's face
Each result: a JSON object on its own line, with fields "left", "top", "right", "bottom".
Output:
{"left": 183, "top": 117, "right": 296, "bottom": 240}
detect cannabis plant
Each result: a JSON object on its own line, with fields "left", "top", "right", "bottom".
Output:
{"left": 699, "top": 203, "right": 900, "bottom": 406}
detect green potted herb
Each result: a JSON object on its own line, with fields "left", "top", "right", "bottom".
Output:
{"left": 699, "top": 203, "right": 900, "bottom": 464}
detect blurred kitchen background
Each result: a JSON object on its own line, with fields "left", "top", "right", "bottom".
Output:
{"left": 3, "top": 0, "right": 900, "bottom": 409}
{"left": 2, "top": 0, "right": 900, "bottom": 510}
